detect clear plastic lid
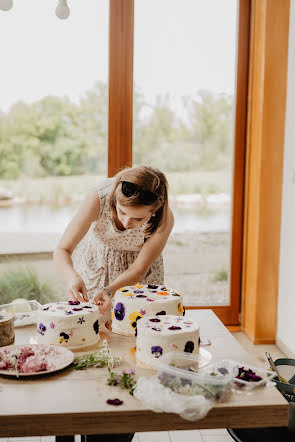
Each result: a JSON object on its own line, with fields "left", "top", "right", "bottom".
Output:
{"left": 156, "top": 353, "right": 237, "bottom": 386}
{"left": 230, "top": 360, "right": 276, "bottom": 390}
{"left": 156, "top": 353, "right": 237, "bottom": 401}
{"left": 0, "top": 300, "right": 42, "bottom": 327}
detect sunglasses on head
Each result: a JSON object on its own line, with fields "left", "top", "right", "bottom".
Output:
{"left": 121, "top": 181, "right": 160, "bottom": 205}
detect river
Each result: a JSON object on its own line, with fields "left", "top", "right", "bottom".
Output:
{"left": 0, "top": 204, "right": 230, "bottom": 234}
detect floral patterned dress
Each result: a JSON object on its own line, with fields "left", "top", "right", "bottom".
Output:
{"left": 72, "top": 178, "right": 164, "bottom": 301}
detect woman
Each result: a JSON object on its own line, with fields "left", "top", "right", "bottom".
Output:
{"left": 54, "top": 165, "right": 174, "bottom": 317}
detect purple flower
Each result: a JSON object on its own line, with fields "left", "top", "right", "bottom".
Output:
{"left": 43, "top": 307, "right": 50, "bottom": 311}
{"left": 93, "top": 319, "right": 99, "bottom": 334}
{"left": 136, "top": 294, "right": 147, "bottom": 298}
{"left": 140, "top": 309, "right": 146, "bottom": 315}
{"left": 147, "top": 298, "right": 155, "bottom": 302}
{"left": 168, "top": 326, "right": 182, "bottom": 331}
{"left": 83, "top": 306, "right": 92, "bottom": 309}
{"left": 184, "top": 341, "right": 195, "bottom": 353}
{"left": 77, "top": 316, "right": 85, "bottom": 324}
{"left": 151, "top": 345, "right": 163, "bottom": 358}
{"left": 149, "top": 318, "right": 161, "bottom": 323}
{"left": 129, "top": 369, "right": 135, "bottom": 375}
{"left": 73, "top": 307, "right": 83, "bottom": 311}
{"left": 156, "top": 311, "right": 166, "bottom": 316}
{"left": 106, "top": 398, "right": 124, "bottom": 406}
{"left": 65, "top": 310, "right": 73, "bottom": 315}
{"left": 37, "top": 323, "right": 46, "bottom": 335}
{"left": 57, "top": 306, "right": 64, "bottom": 310}
{"left": 50, "top": 322, "right": 55, "bottom": 329}
{"left": 68, "top": 301, "right": 80, "bottom": 305}
{"left": 134, "top": 289, "right": 144, "bottom": 294}
{"left": 147, "top": 284, "right": 158, "bottom": 289}
{"left": 114, "top": 302, "right": 125, "bottom": 321}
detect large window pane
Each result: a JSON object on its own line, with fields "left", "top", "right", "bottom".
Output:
{"left": 0, "top": 0, "right": 109, "bottom": 236}
{"left": 0, "top": 0, "right": 109, "bottom": 304}
{"left": 133, "top": 0, "right": 238, "bottom": 305}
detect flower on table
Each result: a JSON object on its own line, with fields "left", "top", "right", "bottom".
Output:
{"left": 77, "top": 316, "right": 85, "bottom": 325}
{"left": 106, "top": 398, "right": 124, "bottom": 406}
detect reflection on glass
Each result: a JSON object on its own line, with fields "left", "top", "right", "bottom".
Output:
{"left": 133, "top": 0, "right": 238, "bottom": 306}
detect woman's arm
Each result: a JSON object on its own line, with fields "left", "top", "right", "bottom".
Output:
{"left": 53, "top": 189, "right": 101, "bottom": 302}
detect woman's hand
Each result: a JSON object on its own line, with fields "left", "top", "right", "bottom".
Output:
{"left": 92, "top": 289, "right": 112, "bottom": 315}
{"left": 67, "top": 274, "right": 88, "bottom": 302}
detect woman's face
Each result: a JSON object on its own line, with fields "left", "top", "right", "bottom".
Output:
{"left": 116, "top": 202, "right": 153, "bottom": 230}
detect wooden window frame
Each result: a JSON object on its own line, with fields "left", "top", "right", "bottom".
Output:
{"left": 241, "top": 0, "right": 290, "bottom": 343}
{"left": 107, "top": 0, "right": 290, "bottom": 335}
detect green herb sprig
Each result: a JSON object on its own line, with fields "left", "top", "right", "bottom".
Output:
{"left": 72, "top": 340, "right": 121, "bottom": 370}
{"left": 107, "top": 368, "right": 137, "bottom": 395}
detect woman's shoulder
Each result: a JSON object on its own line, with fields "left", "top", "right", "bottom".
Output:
{"left": 96, "top": 177, "right": 116, "bottom": 201}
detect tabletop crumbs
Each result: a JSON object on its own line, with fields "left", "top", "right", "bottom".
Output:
{"left": 106, "top": 398, "right": 124, "bottom": 406}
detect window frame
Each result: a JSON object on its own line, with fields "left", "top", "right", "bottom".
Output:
{"left": 108, "top": 0, "right": 251, "bottom": 325}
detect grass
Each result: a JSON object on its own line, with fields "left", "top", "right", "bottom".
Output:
{"left": 212, "top": 268, "right": 228, "bottom": 282}
{"left": 0, "top": 170, "right": 231, "bottom": 203}
{"left": 0, "top": 264, "right": 61, "bottom": 305}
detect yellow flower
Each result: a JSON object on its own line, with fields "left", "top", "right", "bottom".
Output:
{"left": 122, "top": 292, "right": 133, "bottom": 297}
{"left": 128, "top": 311, "right": 143, "bottom": 329}
{"left": 111, "top": 311, "right": 114, "bottom": 320}
{"left": 178, "top": 303, "right": 184, "bottom": 315}
{"left": 156, "top": 291, "right": 168, "bottom": 296}
{"left": 135, "top": 283, "right": 143, "bottom": 288}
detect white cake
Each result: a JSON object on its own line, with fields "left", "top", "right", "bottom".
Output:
{"left": 112, "top": 284, "right": 185, "bottom": 336}
{"left": 136, "top": 314, "right": 199, "bottom": 367}
{"left": 36, "top": 301, "right": 100, "bottom": 349}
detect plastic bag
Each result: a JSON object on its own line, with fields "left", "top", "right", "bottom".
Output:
{"left": 133, "top": 375, "right": 214, "bottom": 421}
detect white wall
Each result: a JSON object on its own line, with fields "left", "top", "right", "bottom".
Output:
{"left": 277, "top": 0, "right": 295, "bottom": 357}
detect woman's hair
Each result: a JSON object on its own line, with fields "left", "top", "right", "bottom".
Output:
{"left": 109, "top": 165, "right": 169, "bottom": 236}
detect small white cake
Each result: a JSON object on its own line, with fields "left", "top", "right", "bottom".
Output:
{"left": 136, "top": 314, "right": 199, "bottom": 367}
{"left": 112, "top": 284, "right": 185, "bottom": 336}
{"left": 36, "top": 301, "right": 100, "bottom": 349}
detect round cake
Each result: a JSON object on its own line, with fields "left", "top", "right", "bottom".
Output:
{"left": 36, "top": 301, "right": 100, "bottom": 349}
{"left": 136, "top": 314, "right": 199, "bottom": 368}
{"left": 112, "top": 284, "right": 185, "bottom": 336}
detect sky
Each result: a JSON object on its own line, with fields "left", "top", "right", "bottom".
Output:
{"left": 0, "top": 0, "right": 238, "bottom": 112}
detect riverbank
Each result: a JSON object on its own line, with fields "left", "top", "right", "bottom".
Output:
{"left": 0, "top": 171, "right": 231, "bottom": 204}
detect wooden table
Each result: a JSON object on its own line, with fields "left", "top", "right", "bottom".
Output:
{"left": 0, "top": 310, "right": 288, "bottom": 437}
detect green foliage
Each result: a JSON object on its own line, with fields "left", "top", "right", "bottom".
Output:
{"left": 0, "top": 265, "right": 59, "bottom": 304}
{"left": 212, "top": 268, "right": 228, "bottom": 282}
{"left": 107, "top": 368, "right": 137, "bottom": 395}
{"left": 0, "top": 84, "right": 233, "bottom": 179}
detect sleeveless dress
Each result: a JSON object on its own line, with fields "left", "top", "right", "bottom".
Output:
{"left": 72, "top": 178, "right": 164, "bottom": 301}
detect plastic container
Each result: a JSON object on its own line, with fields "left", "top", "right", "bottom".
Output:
{"left": 156, "top": 352, "right": 237, "bottom": 401}
{"left": 231, "top": 360, "right": 276, "bottom": 390}
{"left": 0, "top": 300, "right": 42, "bottom": 327}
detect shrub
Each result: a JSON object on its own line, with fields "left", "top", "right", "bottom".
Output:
{"left": 0, "top": 265, "right": 60, "bottom": 305}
